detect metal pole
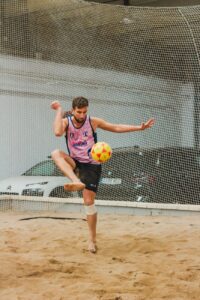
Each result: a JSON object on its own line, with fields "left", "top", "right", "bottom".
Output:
{"left": 194, "top": 81, "right": 200, "bottom": 148}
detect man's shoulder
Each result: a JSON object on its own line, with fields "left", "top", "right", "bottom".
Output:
{"left": 90, "top": 116, "right": 100, "bottom": 122}
{"left": 90, "top": 116, "right": 98, "bottom": 125}
{"left": 62, "top": 117, "right": 68, "bottom": 127}
{"left": 90, "top": 116, "right": 104, "bottom": 130}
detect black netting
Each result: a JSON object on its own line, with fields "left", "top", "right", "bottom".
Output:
{"left": 0, "top": 0, "right": 200, "bottom": 205}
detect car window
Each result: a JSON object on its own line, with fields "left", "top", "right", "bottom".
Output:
{"left": 159, "top": 151, "right": 200, "bottom": 172}
{"left": 196, "top": 155, "right": 200, "bottom": 167}
{"left": 181, "top": 153, "right": 200, "bottom": 171}
{"left": 102, "top": 151, "right": 158, "bottom": 175}
{"left": 23, "top": 160, "right": 63, "bottom": 176}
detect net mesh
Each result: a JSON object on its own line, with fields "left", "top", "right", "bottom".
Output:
{"left": 0, "top": 0, "right": 200, "bottom": 205}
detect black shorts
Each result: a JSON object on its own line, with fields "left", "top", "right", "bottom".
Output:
{"left": 74, "top": 160, "right": 102, "bottom": 193}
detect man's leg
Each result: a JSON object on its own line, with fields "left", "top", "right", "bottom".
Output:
{"left": 82, "top": 189, "right": 98, "bottom": 253}
{"left": 51, "top": 149, "right": 85, "bottom": 191}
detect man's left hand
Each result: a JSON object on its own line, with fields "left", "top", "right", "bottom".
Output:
{"left": 141, "top": 118, "right": 155, "bottom": 130}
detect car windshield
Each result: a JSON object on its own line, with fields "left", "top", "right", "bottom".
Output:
{"left": 196, "top": 155, "right": 200, "bottom": 166}
{"left": 102, "top": 151, "right": 157, "bottom": 175}
{"left": 23, "top": 160, "right": 63, "bottom": 176}
{"left": 159, "top": 150, "right": 200, "bottom": 171}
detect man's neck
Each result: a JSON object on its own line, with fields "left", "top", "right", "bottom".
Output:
{"left": 72, "top": 116, "right": 85, "bottom": 128}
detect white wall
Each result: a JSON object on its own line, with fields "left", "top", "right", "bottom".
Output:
{"left": 0, "top": 54, "right": 194, "bottom": 179}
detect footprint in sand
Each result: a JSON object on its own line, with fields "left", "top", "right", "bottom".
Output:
{"left": 111, "top": 257, "right": 124, "bottom": 263}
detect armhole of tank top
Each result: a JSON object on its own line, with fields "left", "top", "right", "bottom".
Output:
{"left": 89, "top": 116, "right": 97, "bottom": 143}
{"left": 65, "top": 117, "right": 70, "bottom": 155}
{"left": 65, "top": 116, "right": 70, "bottom": 137}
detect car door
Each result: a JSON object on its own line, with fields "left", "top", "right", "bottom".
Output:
{"left": 156, "top": 148, "right": 200, "bottom": 204}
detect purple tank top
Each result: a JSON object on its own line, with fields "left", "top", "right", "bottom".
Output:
{"left": 65, "top": 115, "right": 99, "bottom": 164}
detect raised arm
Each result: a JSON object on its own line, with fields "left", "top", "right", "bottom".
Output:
{"left": 51, "top": 101, "right": 68, "bottom": 136}
{"left": 91, "top": 117, "right": 155, "bottom": 133}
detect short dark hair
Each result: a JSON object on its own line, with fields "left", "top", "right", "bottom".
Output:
{"left": 72, "top": 96, "right": 89, "bottom": 109}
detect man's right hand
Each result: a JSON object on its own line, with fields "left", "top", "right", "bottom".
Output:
{"left": 51, "top": 101, "right": 61, "bottom": 110}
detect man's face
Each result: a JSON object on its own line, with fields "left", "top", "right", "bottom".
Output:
{"left": 73, "top": 106, "right": 88, "bottom": 123}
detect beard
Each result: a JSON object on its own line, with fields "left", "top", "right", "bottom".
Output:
{"left": 73, "top": 115, "right": 85, "bottom": 124}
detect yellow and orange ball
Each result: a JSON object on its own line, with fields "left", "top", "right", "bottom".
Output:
{"left": 91, "top": 142, "right": 112, "bottom": 163}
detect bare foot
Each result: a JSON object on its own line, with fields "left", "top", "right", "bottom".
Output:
{"left": 88, "top": 241, "right": 97, "bottom": 254}
{"left": 64, "top": 182, "right": 85, "bottom": 191}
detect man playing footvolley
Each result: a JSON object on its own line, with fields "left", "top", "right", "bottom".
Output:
{"left": 51, "top": 96, "right": 155, "bottom": 253}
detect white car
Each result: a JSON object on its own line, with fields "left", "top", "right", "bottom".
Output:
{"left": 0, "top": 159, "right": 78, "bottom": 198}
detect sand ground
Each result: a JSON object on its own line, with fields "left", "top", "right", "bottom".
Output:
{"left": 0, "top": 211, "right": 200, "bottom": 300}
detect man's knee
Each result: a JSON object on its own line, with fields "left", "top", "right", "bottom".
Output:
{"left": 84, "top": 203, "right": 97, "bottom": 215}
{"left": 51, "top": 149, "right": 62, "bottom": 161}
